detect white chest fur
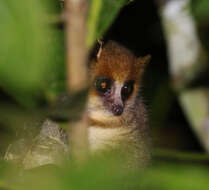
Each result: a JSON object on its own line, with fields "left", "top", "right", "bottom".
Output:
{"left": 88, "top": 125, "right": 150, "bottom": 168}
{"left": 88, "top": 126, "right": 134, "bottom": 152}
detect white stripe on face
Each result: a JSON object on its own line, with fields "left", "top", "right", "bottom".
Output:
{"left": 113, "top": 81, "right": 124, "bottom": 106}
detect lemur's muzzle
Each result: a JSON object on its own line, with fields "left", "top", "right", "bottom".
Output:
{"left": 111, "top": 104, "right": 123, "bottom": 116}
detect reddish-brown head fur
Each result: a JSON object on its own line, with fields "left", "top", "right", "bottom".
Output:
{"left": 88, "top": 41, "right": 151, "bottom": 123}
{"left": 90, "top": 41, "right": 150, "bottom": 93}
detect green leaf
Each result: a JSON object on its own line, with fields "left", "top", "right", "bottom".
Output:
{"left": 87, "top": 0, "right": 130, "bottom": 48}
{"left": 0, "top": 0, "right": 63, "bottom": 107}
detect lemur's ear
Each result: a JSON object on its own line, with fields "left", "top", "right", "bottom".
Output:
{"left": 89, "top": 40, "right": 103, "bottom": 69}
{"left": 137, "top": 55, "right": 151, "bottom": 71}
{"left": 96, "top": 39, "right": 104, "bottom": 60}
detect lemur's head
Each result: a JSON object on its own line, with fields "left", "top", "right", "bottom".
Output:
{"left": 88, "top": 41, "right": 150, "bottom": 122}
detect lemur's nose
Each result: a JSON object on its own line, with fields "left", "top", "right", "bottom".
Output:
{"left": 112, "top": 104, "right": 123, "bottom": 116}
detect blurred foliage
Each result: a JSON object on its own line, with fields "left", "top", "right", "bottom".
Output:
{"left": 0, "top": 154, "right": 209, "bottom": 190}
{"left": 191, "top": 0, "right": 209, "bottom": 53}
{"left": 192, "top": 0, "right": 209, "bottom": 22}
{"left": 0, "top": 0, "right": 65, "bottom": 107}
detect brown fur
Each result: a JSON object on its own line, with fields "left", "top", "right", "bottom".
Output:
{"left": 91, "top": 41, "right": 150, "bottom": 81}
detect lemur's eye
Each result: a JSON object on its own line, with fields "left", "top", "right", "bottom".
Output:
{"left": 95, "top": 77, "right": 111, "bottom": 94}
{"left": 121, "top": 80, "right": 134, "bottom": 101}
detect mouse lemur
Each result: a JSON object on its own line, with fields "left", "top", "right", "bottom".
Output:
{"left": 87, "top": 41, "right": 151, "bottom": 167}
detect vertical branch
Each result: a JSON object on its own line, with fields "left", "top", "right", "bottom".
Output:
{"left": 65, "top": 0, "right": 89, "bottom": 161}
{"left": 65, "top": 0, "right": 88, "bottom": 92}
